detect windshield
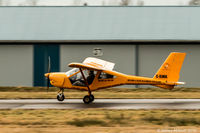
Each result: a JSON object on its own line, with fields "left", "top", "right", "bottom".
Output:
{"left": 66, "top": 68, "right": 79, "bottom": 77}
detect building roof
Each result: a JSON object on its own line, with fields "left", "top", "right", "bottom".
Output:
{"left": 0, "top": 6, "right": 200, "bottom": 41}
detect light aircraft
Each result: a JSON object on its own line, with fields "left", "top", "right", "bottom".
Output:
{"left": 45, "top": 52, "right": 186, "bottom": 104}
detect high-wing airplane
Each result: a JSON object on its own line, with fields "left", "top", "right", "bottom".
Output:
{"left": 45, "top": 52, "right": 186, "bottom": 104}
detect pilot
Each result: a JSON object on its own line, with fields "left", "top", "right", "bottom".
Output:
{"left": 72, "top": 70, "right": 95, "bottom": 86}
{"left": 87, "top": 71, "right": 95, "bottom": 85}
{"left": 72, "top": 73, "right": 85, "bottom": 86}
{"left": 72, "top": 80, "right": 85, "bottom": 86}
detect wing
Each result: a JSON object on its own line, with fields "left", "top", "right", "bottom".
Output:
{"left": 68, "top": 57, "right": 115, "bottom": 71}
{"left": 68, "top": 62, "right": 104, "bottom": 71}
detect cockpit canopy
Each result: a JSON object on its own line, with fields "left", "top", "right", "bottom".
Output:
{"left": 66, "top": 68, "right": 79, "bottom": 77}
{"left": 66, "top": 68, "right": 97, "bottom": 86}
{"left": 66, "top": 68, "right": 116, "bottom": 87}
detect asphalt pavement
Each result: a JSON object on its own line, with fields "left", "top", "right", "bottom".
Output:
{"left": 0, "top": 99, "right": 200, "bottom": 109}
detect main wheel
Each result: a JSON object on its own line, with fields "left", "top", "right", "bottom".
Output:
{"left": 89, "top": 94, "right": 94, "bottom": 102}
{"left": 83, "top": 95, "right": 91, "bottom": 104}
{"left": 57, "top": 93, "right": 65, "bottom": 101}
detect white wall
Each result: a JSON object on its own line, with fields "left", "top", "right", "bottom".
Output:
{"left": 0, "top": 45, "right": 33, "bottom": 86}
{"left": 60, "top": 44, "right": 136, "bottom": 88}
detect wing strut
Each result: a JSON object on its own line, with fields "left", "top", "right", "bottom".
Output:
{"left": 79, "top": 68, "right": 92, "bottom": 96}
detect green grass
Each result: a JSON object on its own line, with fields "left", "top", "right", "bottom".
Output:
{"left": 0, "top": 109, "right": 200, "bottom": 127}
{"left": 0, "top": 87, "right": 200, "bottom": 99}
{"left": 105, "top": 113, "right": 132, "bottom": 125}
{"left": 1, "top": 86, "right": 200, "bottom": 92}
{"left": 0, "top": 109, "right": 200, "bottom": 133}
{"left": 143, "top": 116, "right": 200, "bottom": 126}
{"left": 0, "top": 86, "right": 58, "bottom": 92}
{"left": 67, "top": 118, "right": 106, "bottom": 127}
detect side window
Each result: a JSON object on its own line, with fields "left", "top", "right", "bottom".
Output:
{"left": 69, "top": 71, "right": 86, "bottom": 86}
{"left": 69, "top": 72, "right": 81, "bottom": 84}
{"left": 98, "top": 72, "right": 115, "bottom": 79}
{"left": 69, "top": 70, "right": 97, "bottom": 86}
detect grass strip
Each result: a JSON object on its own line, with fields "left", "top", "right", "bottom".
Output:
{"left": 0, "top": 109, "right": 200, "bottom": 133}
{"left": 0, "top": 87, "right": 200, "bottom": 99}
{"left": 0, "top": 109, "right": 200, "bottom": 127}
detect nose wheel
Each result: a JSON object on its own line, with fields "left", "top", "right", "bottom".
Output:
{"left": 83, "top": 94, "right": 94, "bottom": 104}
{"left": 57, "top": 88, "right": 65, "bottom": 101}
{"left": 57, "top": 93, "right": 65, "bottom": 101}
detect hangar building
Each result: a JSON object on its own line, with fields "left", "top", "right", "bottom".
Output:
{"left": 0, "top": 6, "right": 200, "bottom": 87}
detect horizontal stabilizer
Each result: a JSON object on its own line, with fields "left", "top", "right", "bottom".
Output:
{"left": 176, "top": 82, "right": 185, "bottom": 85}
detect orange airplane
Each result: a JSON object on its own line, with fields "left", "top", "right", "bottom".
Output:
{"left": 45, "top": 52, "right": 186, "bottom": 104}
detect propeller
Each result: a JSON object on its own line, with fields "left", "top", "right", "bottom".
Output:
{"left": 46, "top": 56, "right": 51, "bottom": 92}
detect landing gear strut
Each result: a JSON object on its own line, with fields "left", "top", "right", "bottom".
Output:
{"left": 79, "top": 68, "right": 95, "bottom": 104}
{"left": 57, "top": 88, "right": 65, "bottom": 101}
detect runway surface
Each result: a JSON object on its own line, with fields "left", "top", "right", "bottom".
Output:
{"left": 0, "top": 99, "right": 200, "bottom": 109}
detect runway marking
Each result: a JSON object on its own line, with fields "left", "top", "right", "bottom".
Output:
{"left": 0, "top": 99, "right": 200, "bottom": 110}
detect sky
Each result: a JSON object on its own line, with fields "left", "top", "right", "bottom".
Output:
{"left": 0, "top": 0, "right": 193, "bottom": 6}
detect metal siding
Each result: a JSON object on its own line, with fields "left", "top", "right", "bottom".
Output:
{"left": 139, "top": 45, "right": 200, "bottom": 87}
{"left": 0, "top": 7, "right": 200, "bottom": 41}
{"left": 0, "top": 45, "right": 33, "bottom": 86}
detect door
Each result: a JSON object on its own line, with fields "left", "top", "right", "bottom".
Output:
{"left": 34, "top": 45, "right": 60, "bottom": 86}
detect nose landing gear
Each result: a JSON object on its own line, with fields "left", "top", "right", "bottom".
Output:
{"left": 57, "top": 93, "right": 65, "bottom": 101}
{"left": 57, "top": 88, "right": 65, "bottom": 101}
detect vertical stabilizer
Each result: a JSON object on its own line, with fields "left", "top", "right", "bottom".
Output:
{"left": 153, "top": 52, "right": 186, "bottom": 83}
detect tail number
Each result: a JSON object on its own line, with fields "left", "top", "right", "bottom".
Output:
{"left": 156, "top": 75, "right": 168, "bottom": 78}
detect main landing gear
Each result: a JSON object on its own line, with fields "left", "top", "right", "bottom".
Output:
{"left": 83, "top": 94, "right": 94, "bottom": 104}
{"left": 57, "top": 88, "right": 65, "bottom": 101}
{"left": 79, "top": 68, "right": 95, "bottom": 104}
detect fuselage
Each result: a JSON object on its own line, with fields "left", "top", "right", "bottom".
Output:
{"left": 45, "top": 69, "right": 179, "bottom": 91}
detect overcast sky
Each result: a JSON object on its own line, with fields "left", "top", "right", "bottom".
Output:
{"left": 0, "top": 0, "right": 193, "bottom": 6}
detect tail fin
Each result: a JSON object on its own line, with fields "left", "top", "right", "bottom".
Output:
{"left": 153, "top": 52, "right": 186, "bottom": 83}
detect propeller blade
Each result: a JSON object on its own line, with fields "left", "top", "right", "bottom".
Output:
{"left": 46, "top": 56, "right": 51, "bottom": 92}
{"left": 48, "top": 56, "right": 51, "bottom": 73}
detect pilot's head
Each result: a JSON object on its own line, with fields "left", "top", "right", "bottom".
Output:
{"left": 89, "top": 71, "right": 94, "bottom": 75}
